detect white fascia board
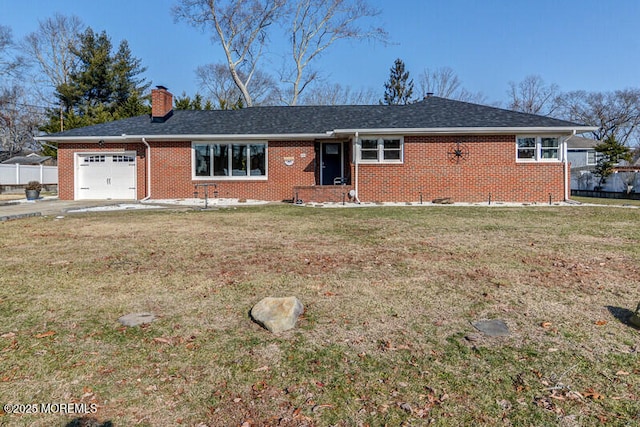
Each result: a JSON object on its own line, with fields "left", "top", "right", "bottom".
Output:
{"left": 333, "top": 126, "right": 599, "bottom": 135}
{"left": 35, "top": 126, "right": 600, "bottom": 143}
{"left": 35, "top": 132, "right": 335, "bottom": 143}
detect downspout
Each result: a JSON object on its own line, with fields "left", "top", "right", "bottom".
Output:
{"left": 563, "top": 130, "right": 575, "bottom": 201}
{"left": 354, "top": 131, "right": 359, "bottom": 202}
{"left": 142, "top": 138, "right": 151, "bottom": 201}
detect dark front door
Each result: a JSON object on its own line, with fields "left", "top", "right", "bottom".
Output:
{"left": 321, "top": 142, "right": 343, "bottom": 185}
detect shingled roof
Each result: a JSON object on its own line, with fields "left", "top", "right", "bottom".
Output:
{"left": 41, "top": 96, "right": 592, "bottom": 140}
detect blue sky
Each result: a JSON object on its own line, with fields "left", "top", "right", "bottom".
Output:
{"left": 3, "top": 0, "right": 640, "bottom": 105}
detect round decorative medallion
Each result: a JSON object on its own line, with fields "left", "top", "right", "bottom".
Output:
{"left": 447, "top": 142, "right": 469, "bottom": 163}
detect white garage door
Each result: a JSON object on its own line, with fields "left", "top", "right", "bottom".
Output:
{"left": 76, "top": 153, "right": 137, "bottom": 200}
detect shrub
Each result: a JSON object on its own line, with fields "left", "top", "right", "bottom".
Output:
{"left": 25, "top": 181, "right": 42, "bottom": 191}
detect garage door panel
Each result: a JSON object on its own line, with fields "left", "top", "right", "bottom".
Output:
{"left": 109, "top": 155, "right": 137, "bottom": 199}
{"left": 76, "top": 153, "right": 136, "bottom": 200}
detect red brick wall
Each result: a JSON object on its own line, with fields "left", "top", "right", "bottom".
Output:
{"left": 58, "top": 135, "right": 568, "bottom": 203}
{"left": 356, "top": 135, "right": 566, "bottom": 203}
{"left": 148, "top": 140, "right": 316, "bottom": 201}
{"left": 57, "top": 142, "right": 147, "bottom": 200}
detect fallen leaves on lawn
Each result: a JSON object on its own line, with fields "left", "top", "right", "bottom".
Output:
{"left": 34, "top": 331, "right": 56, "bottom": 338}
{"left": 534, "top": 396, "right": 565, "bottom": 414}
{"left": 594, "top": 320, "right": 608, "bottom": 326}
{"left": 2, "top": 339, "right": 18, "bottom": 353}
{"left": 583, "top": 388, "right": 605, "bottom": 400}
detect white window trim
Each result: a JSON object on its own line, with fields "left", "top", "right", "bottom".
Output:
{"left": 357, "top": 136, "right": 404, "bottom": 164}
{"left": 516, "top": 135, "right": 562, "bottom": 163}
{"left": 192, "top": 141, "right": 268, "bottom": 180}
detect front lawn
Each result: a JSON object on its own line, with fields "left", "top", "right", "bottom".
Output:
{"left": 1, "top": 205, "right": 639, "bottom": 426}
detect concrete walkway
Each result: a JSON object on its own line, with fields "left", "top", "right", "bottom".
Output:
{"left": 0, "top": 197, "right": 143, "bottom": 221}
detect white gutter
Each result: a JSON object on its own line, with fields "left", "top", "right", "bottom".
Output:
{"left": 141, "top": 138, "right": 151, "bottom": 201}
{"left": 334, "top": 126, "right": 599, "bottom": 136}
{"left": 35, "top": 132, "right": 337, "bottom": 143}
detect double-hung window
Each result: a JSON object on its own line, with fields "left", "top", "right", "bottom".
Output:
{"left": 587, "top": 150, "right": 603, "bottom": 165}
{"left": 516, "top": 136, "right": 560, "bottom": 161}
{"left": 358, "top": 137, "right": 403, "bottom": 163}
{"left": 194, "top": 142, "right": 267, "bottom": 179}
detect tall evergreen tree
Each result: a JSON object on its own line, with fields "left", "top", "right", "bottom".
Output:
{"left": 42, "top": 28, "right": 149, "bottom": 136}
{"left": 382, "top": 58, "right": 414, "bottom": 105}
{"left": 112, "top": 40, "right": 149, "bottom": 116}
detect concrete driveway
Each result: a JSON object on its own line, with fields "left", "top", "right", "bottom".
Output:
{"left": 0, "top": 197, "right": 147, "bottom": 221}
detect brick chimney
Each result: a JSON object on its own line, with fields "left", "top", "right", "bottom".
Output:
{"left": 151, "top": 86, "right": 173, "bottom": 122}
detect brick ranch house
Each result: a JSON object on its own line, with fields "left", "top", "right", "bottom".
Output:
{"left": 37, "top": 87, "right": 596, "bottom": 203}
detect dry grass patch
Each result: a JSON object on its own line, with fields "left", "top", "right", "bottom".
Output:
{"left": 0, "top": 205, "right": 639, "bottom": 426}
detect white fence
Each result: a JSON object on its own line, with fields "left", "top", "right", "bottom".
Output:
{"left": 0, "top": 164, "right": 58, "bottom": 185}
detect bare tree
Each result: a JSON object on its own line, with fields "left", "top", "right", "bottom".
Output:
{"left": 507, "top": 75, "right": 560, "bottom": 116}
{"left": 0, "top": 86, "right": 44, "bottom": 156}
{"left": 417, "top": 67, "right": 486, "bottom": 103}
{"left": 21, "top": 14, "right": 85, "bottom": 99}
{"left": 0, "top": 26, "right": 38, "bottom": 157}
{"left": 283, "top": 0, "right": 387, "bottom": 105}
{"left": 175, "top": 0, "right": 386, "bottom": 107}
{"left": 557, "top": 88, "right": 640, "bottom": 146}
{"left": 0, "top": 25, "right": 25, "bottom": 79}
{"left": 300, "top": 82, "right": 378, "bottom": 105}
{"left": 174, "top": 0, "right": 286, "bottom": 107}
{"left": 454, "top": 88, "right": 488, "bottom": 104}
{"left": 418, "top": 67, "right": 461, "bottom": 99}
{"left": 195, "top": 62, "right": 279, "bottom": 107}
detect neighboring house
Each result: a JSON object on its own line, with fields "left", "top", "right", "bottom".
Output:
{"left": 36, "top": 87, "right": 596, "bottom": 203}
{"left": 567, "top": 135, "right": 640, "bottom": 193}
{"left": 1, "top": 152, "right": 55, "bottom": 166}
{"left": 566, "top": 135, "right": 601, "bottom": 191}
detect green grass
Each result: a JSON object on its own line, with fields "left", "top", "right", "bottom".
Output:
{"left": 0, "top": 204, "right": 639, "bottom": 426}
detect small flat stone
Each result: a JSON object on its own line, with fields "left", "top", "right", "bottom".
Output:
{"left": 465, "top": 333, "right": 481, "bottom": 342}
{"left": 432, "top": 197, "right": 454, "bottom": 204}
{"left": 118, "top": 312, "right": 156, "bottom": 327}
{"left": 471, "top": 319, "right": 510, "bottom": 337}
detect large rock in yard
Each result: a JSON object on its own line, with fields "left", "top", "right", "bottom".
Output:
{"left": 631, "top": 302, "right": 640, "bottom": 328}
{"left": 251, "top": 297, "right": 304, "bottom": 333}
